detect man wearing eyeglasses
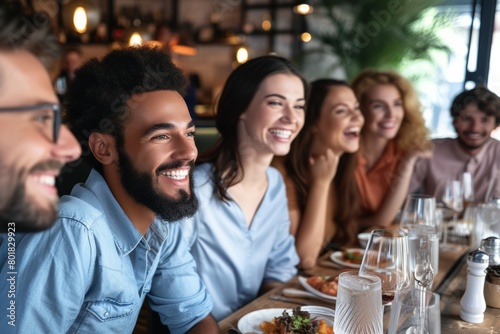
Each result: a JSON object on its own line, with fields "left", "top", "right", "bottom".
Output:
{"left": 0, "top": 1, "right": 81, "bottom": 232}
{"left": 0, "top": 45, "right": 218, "bottom": 333}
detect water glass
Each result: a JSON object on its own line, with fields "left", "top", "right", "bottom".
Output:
{"left": 400, "top": 194, "right": 437, "bottom": 232}
{"left": 334, "top": 271, "right": 383, "bottom": 334}
{"left": 388, "top": 289, "right": 441, "bottom": 334}
{"left": 359, "top": 229, "right": 410, "bottom": 304}
{"left": 472, "top": 203, "right": 500, "bottom": 248}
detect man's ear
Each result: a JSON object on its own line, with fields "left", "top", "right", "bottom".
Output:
{"left": 88, "top": 132, "right": 117, "bottom": 165}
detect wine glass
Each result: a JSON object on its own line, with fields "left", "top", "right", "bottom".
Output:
{"left": 400, "top": 194, "right": 439, "bottom": 290}
{"left": 400, "top": 194, "right": 437, "bottom": 232}
{"left": 359, "top": 229, "right": 410, "bottom": 304}
{"left": 438, "top": 177, "right": 464, "bottom": 251}
{"left": 485, "top": 170, "right": 500, "bottom": 205}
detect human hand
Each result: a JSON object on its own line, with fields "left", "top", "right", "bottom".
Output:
{"left": 309, "top": 149, "right": 339, "bottom": 183}
{"left": 402, "top": 149, "right": 433, "bottom": 167}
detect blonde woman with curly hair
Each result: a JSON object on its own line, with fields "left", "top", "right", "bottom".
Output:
{"left": 351, "top": 69, "right": 432, "bottom": 229}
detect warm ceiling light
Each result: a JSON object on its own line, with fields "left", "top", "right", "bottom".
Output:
{"left": 73, "top": 7, "right": 87, "bottom": 33}
{"left": 63, "top": 0, "right": 101, "bottom": 35}
{"left": 236, "top": 47, "right": 249, "bottom": 64}
{"left": 129, "top": 32, "right": 143, "bottom": 46}
{"left": 293, "top": 4, "right": 313, "bottom": 15}
{"left": 262, "top": 19, "right": 272, "bottom": 31}
{"left": 301, "top": 32, "right": 312, "bottom": 42}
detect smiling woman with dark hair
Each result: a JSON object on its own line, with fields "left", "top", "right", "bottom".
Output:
{"left": 181, "top": 55, "right": 308, "bottom": 320}
{"left": 273, "top": 79, "right": 364, "bottom": 269}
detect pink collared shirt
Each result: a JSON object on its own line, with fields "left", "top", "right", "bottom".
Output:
{"left": 410, "top": 137, "right": 500, "bottom": 202}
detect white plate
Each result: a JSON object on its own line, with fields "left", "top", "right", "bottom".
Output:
{"left": 330, "top": 249, "right": 364, "bottom": 269}
{"left": 298, "top": 276, "right": 337, "bottom": 301}
{"left": 237, "top": 306, "right": 335, "bottom": 333}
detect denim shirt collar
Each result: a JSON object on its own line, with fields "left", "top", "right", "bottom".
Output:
{"left": 74, "top": 169, "right": 145, "bottom": 256}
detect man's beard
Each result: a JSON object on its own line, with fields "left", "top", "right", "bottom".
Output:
{"left": 118, "top": 150, "right": 198, "bottom": 222}
{"left": 0, "top": 161, "right": 62, "bottom": 232}
{"left": 457, "top": 133, "right": 489, "bottom": 152}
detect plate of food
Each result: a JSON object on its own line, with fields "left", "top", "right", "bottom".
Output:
{"left": 330, "top": 248, "right": 365, "bottom": 268}
{"left": 298, "top": 276, "right": 338, "bottom": 301}
{"left": 237, "top": 306, "right": 334, "bottom": 334}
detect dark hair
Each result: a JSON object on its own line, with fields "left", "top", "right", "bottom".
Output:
{"left": 198, "top": 55, "right": 309, "bottom": 201}
{"left": 284, "top": 79, "right": 360, "bottom": 245}
{"left": 285, "top": 79, "right": 349, "bottom": 203}
{"left": 0, "top": 0, "right": 61, "bottom": 71}
{"left": 450, "top": 85, "right": 500, "bottom": 126}
{"left": 65, "top": 46, "right": 188, "bottom": 173}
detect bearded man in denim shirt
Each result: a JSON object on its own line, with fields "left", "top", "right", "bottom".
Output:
{"left": 0, "top": 46, "right": 218, "bottom": 333}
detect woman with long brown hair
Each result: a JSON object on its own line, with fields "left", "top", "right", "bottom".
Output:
{"left": 181, "top": 55, "right": 309, "bottom": 320}
{"left": 273, "top": 79, "right": 364, "bottom": 269}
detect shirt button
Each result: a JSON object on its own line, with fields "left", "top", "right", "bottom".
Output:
{"left": 103, "top": 312, "right": 109, "bottom": 318}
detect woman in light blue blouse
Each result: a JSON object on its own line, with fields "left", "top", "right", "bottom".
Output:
{"left": 181, "top": 55, "right": 308, "bottom": 320}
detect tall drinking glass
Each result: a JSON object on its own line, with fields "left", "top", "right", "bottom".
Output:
{"left": 388, "top": 289, "right": 441, "bottom": 334}
{"left": 334, "top": 271, "right": 383, "bottom": 334}
{"left": 485, "top": 170, "right": 500, "bottom": 204}
{"left": 359, "top": 229, "right": 410, "bottom": 304}
{"left": 400, "top": 194, "right": 439, "bottom": 290}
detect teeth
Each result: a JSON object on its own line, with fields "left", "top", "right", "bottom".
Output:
{"left": 161, "top": 169, "right": 189, "bottom": 180}
{"left": 270, "top": 129, "right": 292, "bottom": 139}
{"left": 33, "top": 175, "right": 55, "bottom": 186}
{"left": 381, "top": 122, "right": 396, "bottom": 128}
{"left": 345, "top": 127, "right": 360, "bottom": 134}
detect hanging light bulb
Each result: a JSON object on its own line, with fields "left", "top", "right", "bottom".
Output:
{"left": 236, "top": 46, "right": 249, "bottom": 64}
{"left": 73, "top": 7, "right": 87, "bottom": 33}
{"left": 63, "top": 0, "right": 101, "bottom": 34}
{"left": 293, "top": 3, "right": 314, "bottom": 15}
{"left": 300, "top": 32, "right": 312, "bottom": 42}
{"left": 262, "top": 14, "right": 272, "bottom": 31}
{"left": 129, "top": 32, "right": 143, "bottom": 46}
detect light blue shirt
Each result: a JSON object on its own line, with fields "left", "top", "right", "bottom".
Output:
{"left": 0, "top": 170, "right": 212, "bottom": 334}
{"left": 181, "top": 163, "right": 299, "bottom": 320}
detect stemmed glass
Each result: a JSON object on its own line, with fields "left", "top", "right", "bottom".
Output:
{"left": 359, "top": 229, "right": 410, "bottom": 304}
{"left": 400, "top": 194, "right": 438, "bottom": 290}
{"left": 485, "top": 170, "right": 500, "bottom": 205}
{"left": 438, "top": 177, "right": 464, "bottom": 251}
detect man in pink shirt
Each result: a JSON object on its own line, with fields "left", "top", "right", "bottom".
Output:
{"left": 410, "top": 86, "right": 500, "bottom": 203}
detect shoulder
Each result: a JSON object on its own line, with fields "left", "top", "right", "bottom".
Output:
{"left": 265, "top": 167, "right": 287, "bottom": 200}
{"left": 488, "top": 138, "right": 500, "bottom": 148}
{"left": 266, "top": 166, "right": 285, "bottom": 185}
{"left": 57, "top": 194, "right": 105, "bottom": 230}
{"left": 431, "top": 137, "right": 454, "bottom": 147}
{"left": 193, "top": 163, "right": 216, "bottom": 196}
{"left": 194, "top": 163, "right": 214, "bottom": 182}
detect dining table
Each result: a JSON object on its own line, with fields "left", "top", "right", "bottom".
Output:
{"left": 217, "top": 244, "right": 500, "bottom": 334}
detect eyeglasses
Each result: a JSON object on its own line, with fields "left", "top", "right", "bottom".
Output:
{"left": 0, "top": 103, "right": 61, "bottom": 143}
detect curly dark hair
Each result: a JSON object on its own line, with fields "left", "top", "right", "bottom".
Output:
{"left": 198, "top": 55, "right": 309, "bottom": 202}
{"left": 450, "top": 85, "right": 500, "bottom": 126}
{"left": 65, "top": 46, "right": 188, "bottom": 172}
{"left": 0, "top": 0, "right": 61, "bottom": 71}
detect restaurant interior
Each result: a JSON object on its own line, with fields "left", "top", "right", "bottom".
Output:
{"left": 17, "top": 1, "right": 500, "bottom": 333}
{"left": 27, "top": 0, "right": 499, "bottom": 137}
